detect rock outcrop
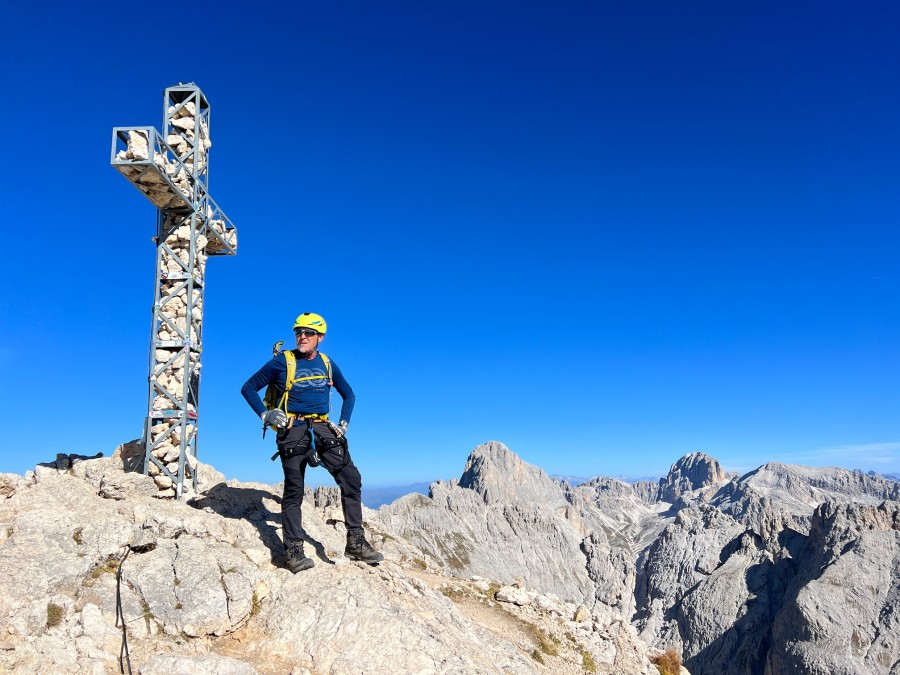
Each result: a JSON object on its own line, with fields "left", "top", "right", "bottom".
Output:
{"left": 767, "top": 500, "right": 900, "bottom": 674}
{"left": 382, "top": 443, "right": 900, "bottom": 675}
{"left": 0, "top": 447, "right": 660, "bottom": 674}
{"left": 378, "top": 449, "right": 597, "bottom": 604}
{"left": 458, "top": 441, "right": 563, "bottom": 506}
{"left": 655, "top": 452, "right": 731, "bottom": 503}
{"left": 3, "top": 440, "right": 898, "bottom": 675}
{"left": 633, "top": 458, "right": 900, "bottom": 675}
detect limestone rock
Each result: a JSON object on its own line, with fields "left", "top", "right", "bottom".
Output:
{"left": 139, "top": 653, "right": 258, "bottom": 674}
{"left": 378, "top": 444, "right": 596, "bottom": 604}
{"left": 153, "top": 474, "right": 173, "bottom": 489}
{"left": 171, "top": 117, "right": 195, "bottom": 132}
{"left": 79, "top": 603, "right": 106, "bottom": 645}
{"left": 634, "top": 457, "right": 900, "bottom": 675}
{"left": 657, "top": 452, "right": 729, "bottom": 502}
{"left": 0, "top": 444, "right": 668, "bottom": 674}
{"left": 126, "top": 130, "right": 149, "bottom": 160}
{"left": 495, "top": 585, "right": 532, "bottom": 606}
{"left": 458, "top": 440, "right": 562, "bottom": 506}
{"left": 631, "top": 479, "right": 661, "bottom": 503}
{"left": 767, "top": 500, "right": 900, "bottom": 675}
{"left": 633, "top": 504, "right": 747, "bottom": 651}
{"left": 582, "top": 529, "right": 638, "bottom": 617}
{"left": 0, "top": 473, "right": 22, "bottom": 498}
{"left": 10, "top": 439, "right": 900, "bottom": 674}
{"left": 112, "top": 439, "right": 144, "bottom": 473}
{"left": 728, "top": 461, "right": 900, "bottom": 514}
{"left": 99, "top": 472, "right": 159, "bottom": 500}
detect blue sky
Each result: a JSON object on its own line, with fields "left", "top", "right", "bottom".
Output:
{"left": 1, "top": 1, "right": 898, "bottom": 488}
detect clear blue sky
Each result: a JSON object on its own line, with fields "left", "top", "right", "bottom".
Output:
{"left": 1, "top": 1, "right": 898, "bottom": 487}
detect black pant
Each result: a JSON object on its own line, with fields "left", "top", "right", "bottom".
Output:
{"left": 276, "top": 420, "right": 363, "bottom": 543}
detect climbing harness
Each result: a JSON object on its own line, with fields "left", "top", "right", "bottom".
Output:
{"left": 269, "top": 417, "right": 349, "bottom": 469}
{"left": 269, "top": 416, "right": 323, "bottom": 464}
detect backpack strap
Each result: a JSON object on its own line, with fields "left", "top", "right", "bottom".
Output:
{"left": 277, "top": 350, "right": 297, "bottom": 413}
{"left": 319, "top": 352, "right": 333, "bottom": 385}
{"left": 275, "top": 351, "right": 331, "bottom": 415}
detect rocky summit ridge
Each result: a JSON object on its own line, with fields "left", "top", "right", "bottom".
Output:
{"left": 0, "top": 445, "right": 662, "bottom": 674}
{"left": 2, "top": 441, "right": 899, "bottom": 674}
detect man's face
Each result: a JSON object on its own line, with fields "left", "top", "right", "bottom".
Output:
{"left": 295, "top": 328, "right": 322, "bottom": 355}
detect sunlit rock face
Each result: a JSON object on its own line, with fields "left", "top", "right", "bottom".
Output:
{"left": 4, "top": 442, "right": 899, "bottom": 674}
{"left": 382, "top": 443, "right": 900, "bottom": 675}
{"left": 0, "top": 446, "right": 661, "bottom": 675}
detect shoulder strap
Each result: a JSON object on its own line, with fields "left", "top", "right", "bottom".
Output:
{"left": 283, "top": 350, "right": 297, "bottom": 390}
{"left": 277, "top": 350, "right": 297, "bottom": 413}
{"left": 319, "top": 352, "right": 332, "bottom": 383}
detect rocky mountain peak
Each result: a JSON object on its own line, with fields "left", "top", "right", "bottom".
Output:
{"left": 658, "top": 452, "right": 728, "bottom": 502}
{"left": 458, "top": 441, "right": 563, "bottom": 506}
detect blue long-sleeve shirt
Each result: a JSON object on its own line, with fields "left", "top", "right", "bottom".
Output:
{"left": 241, "top": 350, "right": 356, "bottom": 424}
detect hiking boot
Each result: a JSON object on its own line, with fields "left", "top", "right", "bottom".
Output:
{"left": 345, "top": 529, "right": 383, "bottom": 564}
{"left": 284, "top": 540, "right": 315, "bottom": 573}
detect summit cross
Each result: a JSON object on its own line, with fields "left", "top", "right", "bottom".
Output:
{"left": 111, "top": 83, "right": 237, "bottom": 498}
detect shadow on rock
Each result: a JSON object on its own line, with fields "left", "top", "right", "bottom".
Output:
{"left": 189, "top": 482, "right": 336, "bottom": 567}
{"left": 189, "top": 483, "right": 292, "bottom": 564}
{"left": 305, "top": 535, "right": 335, "bottom": 566}
{"left": 679, "top": 541, "right": 800, "bottom": 675}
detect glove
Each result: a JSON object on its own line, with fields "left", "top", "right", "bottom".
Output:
{"left": 338, "top": 420, "right": 349, "bottom": 436}
{"left": 262, "top": 410, "right": 288, "bottom": 428}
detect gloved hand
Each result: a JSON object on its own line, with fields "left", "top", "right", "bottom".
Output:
{"left": 338, "top": 420, "right": 349, "bottom": 436}
{"left": 262, "top": 409, "right": 288, "bottom": 428}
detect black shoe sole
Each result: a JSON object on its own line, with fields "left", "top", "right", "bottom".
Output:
{"left": 345, "top": 552, "right": 384, "bottom": 564}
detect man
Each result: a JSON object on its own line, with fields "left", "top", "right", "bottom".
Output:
{"left": 241, "top": 312, "right": 383, "bottom": 572}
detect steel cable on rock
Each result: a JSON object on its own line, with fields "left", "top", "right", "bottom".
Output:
{"left": 114, "top": 532, "right": 158, "bottom": 674}
{"left": 115, "top": 544, "right": 134, "bottom": 675}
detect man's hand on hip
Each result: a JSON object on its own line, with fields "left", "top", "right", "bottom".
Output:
{"left": 262, "top": 410, "right": 288, "bottom": 428}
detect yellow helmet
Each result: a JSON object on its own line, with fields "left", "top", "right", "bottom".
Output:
{"left": 293, "top": 312, "right": 327, "bottom": 335}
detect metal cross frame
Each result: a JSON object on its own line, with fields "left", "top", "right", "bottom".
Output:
{"left": 111, "top": 84, "right": 237, "bottom": 498}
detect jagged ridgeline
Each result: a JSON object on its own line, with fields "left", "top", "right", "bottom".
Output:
{"left": 1, "top": 442, "right": 899, "bottom": 674}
